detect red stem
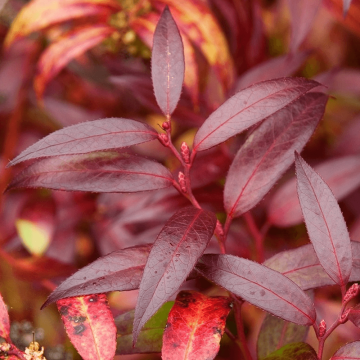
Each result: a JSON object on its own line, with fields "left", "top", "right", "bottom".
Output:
{"left": 243, "top": 212, "right": 265, "bottom": 263}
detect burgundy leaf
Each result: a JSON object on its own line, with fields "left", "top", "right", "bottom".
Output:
{"left": 196, "top": 254, "right": 316, "bottom": 325}
{"left": 287, "top": 0, "right": 322, "bottom": 53}
{"left": 133, "top": 207, "right": 217, "bottom": 344}
{"left": 151, "top": 6, "right": 185, "bottom": 117}
{"left": 349, "top": 304, "right": 360, "bottom": 328}
{"left": 42, "top": 244, "right": 152, "bottom": 309}
{"left": 8, "top": 118, "right": 158, "bottom": 167}
{"left": 295, "top": 153, "right": 352, "bottom": 288}
{"left": 7, "top": 151, "right": 175, "bottom": 193}
{"left": 264, "top": 241, "right": 360, "bottom": 290}
{"left": 193, "top": 78, "right": 319, "bottom": 152}
{"left": 343, "top": 0, "right": 353, "bottom": 17}
{"left": 268, "top": 155, "right": 360, "bottom": 227}
{"left": 333, "top": 114, "right": 360, "bottom": 156}
{"left": 224, "top": 93, "right": 328, "bottom": 218}
{"left": 331, "top": 341, "right": 360, "bottom": 359}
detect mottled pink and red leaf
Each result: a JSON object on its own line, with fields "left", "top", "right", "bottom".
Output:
{"left": 0, "top": 293, "right": 10, "bottom": 341}
{"left": 331, "top": 341, "right": 360, "bottom": 359}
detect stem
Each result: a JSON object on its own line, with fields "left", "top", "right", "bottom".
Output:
{"left": 243, "top": 212, "right": 264, "bottom": 263}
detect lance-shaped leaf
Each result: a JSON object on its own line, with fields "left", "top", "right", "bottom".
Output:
{"left": 42, "top": 244, "right": 152, "bottom": 309}
{"left": 263, "top": 342, "right": 318, "bottom": 360}
{"left": 8, "top": 118, "right": 158, "bottom": 167}
{"left": 343, "top": 0, "right": 353, "bottom": 17}
{"left": 257, "top": 313, "right": 309, "bottom": 359}
{"left": 7, "top": 151, "right": 175, "bottom": 193}
{"left": 264, "top": 241, "right": 360, "bottom": 290}
{"left": 34, "top": 25, "right": 114, "bottom": 100}
{"left": 162, "top": 291, "right": 232, "bottom": 360}
{"left": 196, "top": 254, "right": 316, "bottom": 325}
{"left": 295, "top": 153, "right": 352, "bottom": 288}
{"left": 193, "top": 78, "right": 320, "bottom": 152}
{"left": 0, "top": 293, "right": 10, "bottom": 341}
{"left": 133, "top": 207, "right": 217, "bottom": 344}
{"left": 349, "top": 304, "right": 360, "bottom": 328}
{"left": 116, "top": 302, "right": 173, "bottom": 355}
{"left": 151, "top": 6, "right": 185, "bottom": 117}
{"left": 331, "top": 341, "right": 360, "bottom": 359}
{"left": 224, "top": 92, "right": 328, "bottom": 219}
{"left": 57, "top": 294, "right": 116, "bottom": 360}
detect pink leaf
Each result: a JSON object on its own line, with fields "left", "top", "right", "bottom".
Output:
{"left": 349, "top": 304, "right": 360, "bottom": 328}
{"left": 193, "top": 78, "right": 319, "bottom": 152}
{"left": 7, "top": 151, "right": 175, "bottom": 193}
{"left": 133, "top": 207, "right": 217, "bottom": 343}
{"left": 196, "top": 254, "right": 316, "bottom": 325}
{"left": 331, "top": 341, "right": 360, "bottom": 359}
{"left": 268, "top": 155, "right": 360, "bottom": 227}
{"left": 151, "top": 6, "right": 185, "bottom": 117}
{"left": 295, "top": 153, "right": 352, "bottom": 288}
{"left": 42, "top": 244, "right": 152, "bottom": 309}
{"left": 224, "top": 92, "right": 328, "bottom": 218}
{"left": 0, "top": 293, "right": 10, "bottom": 341}
{"left": 264, "top": 241, "right": 360, "bottom": 290}
{"left": 8, "top": 118, "right": 158, "bottom": 167}
{"left": 343, "top": 0, "right": 353, "bottom": 17}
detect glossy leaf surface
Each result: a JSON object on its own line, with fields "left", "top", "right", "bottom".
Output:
{"left": 7, "top": 151, "right": 174, "bottom": 193}
{"left": 257, "top": 313, "right": 309, "bottom": 359}
{"left": 295, "top": 153, "right": 352, "bottom": 288}
{"left": 196, "top": 254, "right": 316, "bottom": 325}
{"left": 116, "top": 302, "right": 173, "bottom": 355}
{"left": 133, "top": 207, "right": 217, "bottom": 343}
{"left": 264, "top": 241, "right": 360, "bottom": 290}
{"left": 42, "top": 244, "right": 152, "bottom": 308}
{"left": 224, "top": 93, "right": 327, "bottom": 218}
{"left": 8, "top": 118, "right": 158, "bottom": 167}
{"left": 0, "top": 293, "right": 10, "bottom": 341}
{"left": 193, "top": 78, "right": 319, "bottom": 151}
{"left": 263, "top": 342, "right": 318, "bottom": 360}
{"left": 57, "top": 294, "right": 116, "bottom": 360}
{"left": 151, "top": 6, "right": 184, "bottom": 117}
{"left": 331, "top": 341, "right": 360, "bottom": 359}
{"left": 162, "top": 291, "right": 231, "bottom": 360}
{"left": 34, "top": 25, "right": 113, "bottom": 100}
{"left": 268, "top": 155, "right": 360, "bottom": 227}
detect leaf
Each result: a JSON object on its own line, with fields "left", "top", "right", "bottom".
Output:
{"left": 264, "top": 241, "right": 360, "bottom": 290}
{"left": 7, "top": 151, "right": 175, "bottom": 193}
{"left": 343, "top": 0, "right": 353, "bottom": 17}
{"left": 224, "top": 92, "right": 328, "bottom": 219}
{"left": 8, "top": 118, "right": 158, "bottom": 167}
{"left": 349, "top": 304, "right": 360, "bottom": 327}
{"left": 331, "top": 341, "right": 360, "bottom": 359}
{"left": 262, "top": 342, "right": 318, "bottom": 360}
{"left": 193, "top": 78, "right": 320, "bottom": 152}
{"left": 268, "top": 155, "right": 360, "bottom": 227}
{"left": 57, "top": 294, "right": 116, "bottom": 360}
{"left": 287, "top": 0, "right": 322, "bottom": 53}
{"left": 162, "top": 291, "right": 232, "bottom": 360}
{"left": 42, "top": 244, "right": 152, "bottom": 309}
{"left": 257, "top": 313, "right": 309, "bottom": 359}
{"left": 0, "top": 293, "right": 10, "bottom": 341}
{"left": 151, "top": 6, "right": 185, "bottom": 117}
{"left": 4, "top": 0, "right": 119, "bottom": 48}
{"left": 196, "top": 254, "right": 316, "bottom": 325}
{"left": 34, "top": 25, "right": 114, "bottom": 100}
{"left": 116, "top": 302, "right": 173, "bottom": 355}
{"left": 133, "top": 207, "right": 217, "bottom": 343}
{"left": 295, "top": 152, "right": 352, "bottom": 288}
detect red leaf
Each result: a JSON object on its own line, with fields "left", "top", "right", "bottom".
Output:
{"left": 7, "top": 151, "right": 175, "bottom": 193}
{"left": 268, "top": 155, "right": 360, "bottom": 227}
{"left": 287, "top": 0, "right": 322, "bottom": 53}
{"left": 193, "top": 78, "right": 320, "bottom": 152}
{"left": 8, "top": 118, "right": 158, "bottom": 167}
{"left": 331, "top": 341, "right": 360, "bottom": 359}
{"left": 264, "top": 241, "right": 360, "bottom": 290}
{"left": 161, "top": 291, "right": 232, "bottom": 360}
{"left": 34, "top": 25, "right": 114, "bottom": 100}
{"left": 42, "top": 244, "right": 152, "bottom": 309}
{"left": 57, "top": 294, "right": 116, "bottom": 360}
{"left": 0, "top": 293, "right": 10, "bottom": 341}
{"left": 343, "top": 0, "right": 353, "bottom": 17}
{"left": 133, "top": 207, "right": 217, "bottom": 343}
{"left": 224, "top": 92, "right": 328, "bottom": 218}
{"left": 151, "top": 6, "right": 185, "bottom": 117}
{"left": 196, "top": 254, "right": 316, "bottom": 325}
{"left": 349, "top": 304, "right": 360, "bottom": 327}
{"left": 295, "top": 153, "right": 352, "bottom": 288}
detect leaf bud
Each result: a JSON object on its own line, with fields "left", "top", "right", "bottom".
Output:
{"left": 215, "top": 220, "right": 224, "bottom": 237}
{"left": 178, "top": 171, "right": 187, "bottom": 193}
{"left": 162, "top": 121, "right": 170, "bottom": 130}
{"left": 340, "top": 308, "right": 351, "bottom": 324}
{"left": 319, "top": 319, "right": 326, "bottom": 337}
{"left": 344, "top": 283, "right": 359, "bottom": 303}
{"left": 158, "top": 133, "right": 169, "bottom": 146}
{"left": 180, "top": 142, "right": 190, "bottom": 164}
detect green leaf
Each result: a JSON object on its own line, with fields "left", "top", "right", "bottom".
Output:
{"left": 262, "top": 342, "right": 317, "bottom": 360}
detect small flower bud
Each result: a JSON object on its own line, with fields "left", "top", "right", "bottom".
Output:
{"left": 178, "top": 171, "right": 187, "bottom": 193}
{"left": 319, "top": 319, "right": 326, "bottom": 337}
{"left": 158, "top": 133, "right": 169, "bottom": 146}
{"left": 340, "top": 308, "right": 351, "bottom": 324}
{"left": 215, "top": 220, "right": 224, "bottom": 237}
{"left": 162, "top": 121, "right": 170, "bottom": 130}
{"left": 344, "top": 283, "right": 359, "bottom": 303}
{"left": 180, "top": 142, "right": 190, "bottom": 164}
